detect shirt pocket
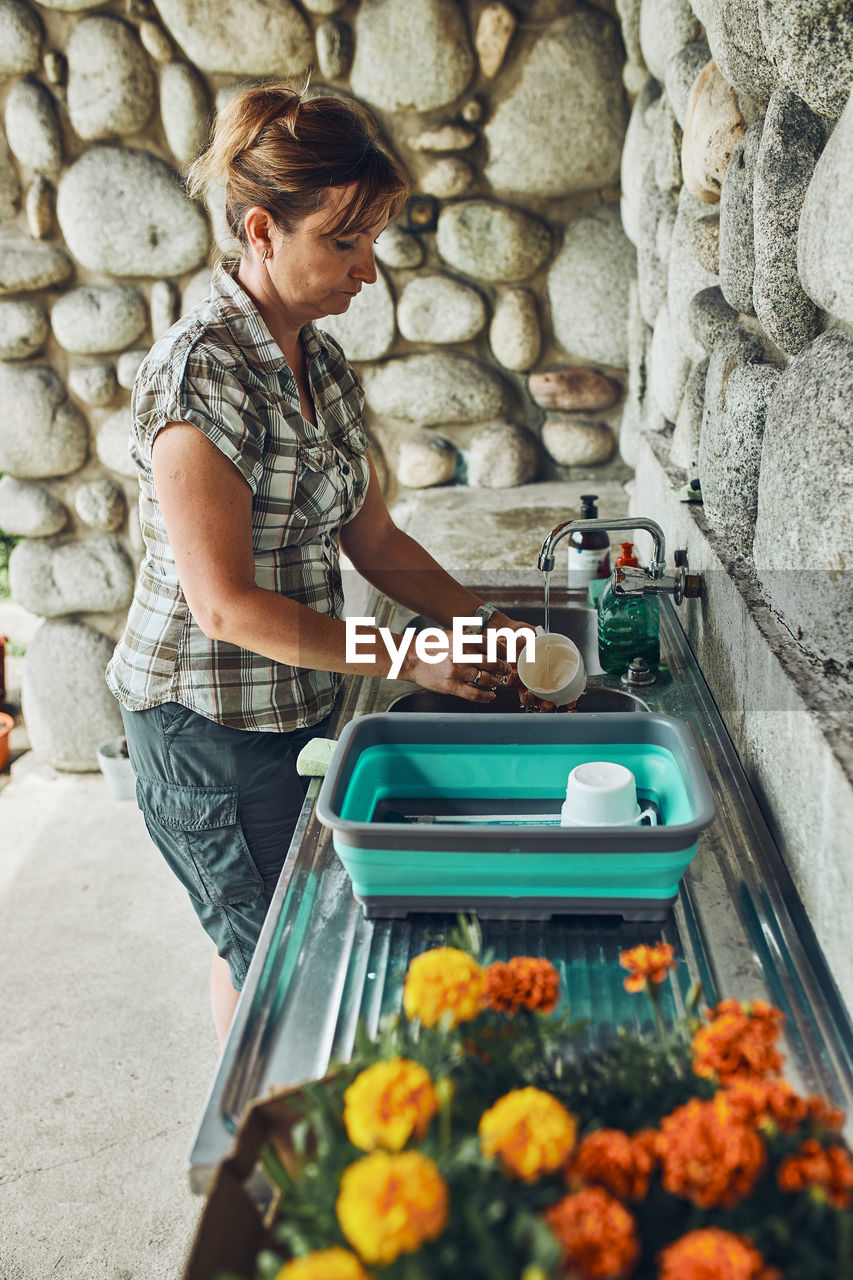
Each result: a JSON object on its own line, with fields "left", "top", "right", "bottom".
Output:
{"left": 135, "top": 777, "right": 263, "bottom": 906}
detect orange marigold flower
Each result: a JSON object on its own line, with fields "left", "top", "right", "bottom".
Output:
{"left": 343, "top": 1057, "right": 439, "bottom": 1152}
{"left": 276, "top": 1247, "right": 370, "bottom": 1280}
{"left": 658, "top": 1228, "right": 783, "bottom": 1280}
{"left": 479, "top": 1086, "right": 577, "bottom": 1182}
{"left": 721, "top": 1077, "right": 809, "bottom": 1133}
{"left": 335, "top": 1150, "right": 448, "bottom": 1265}
{"left": 571, "top": 1128, "right": 659, "bottom": 1202}
{"left": 691, "top": 998, "right": 784, "bottom": 1083}
{"left": 485, "top": 956, "right": 561, "bottom": 1014}
{"left": 619, "top": 942, "right": 676, "bottom": 993}
{"left": 659, "top": 1097, "right": 766, "bottom": 1209}
{"left": 777, "top": 1137, "right": 853, "bottom": 1209}
{"left": 544, "top": 1186, "right": 639, "bottom": 1279}
{"left": 402, "top": 946, "right": 486, "bottom": 1028}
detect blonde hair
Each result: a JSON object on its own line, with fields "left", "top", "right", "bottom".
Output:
{"left": 187, "top": 83, "right": 411, "bottom": 247}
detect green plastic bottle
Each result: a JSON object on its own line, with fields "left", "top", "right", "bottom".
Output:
{"left": 597, "top": 542, "right": 660, "bottom": 675}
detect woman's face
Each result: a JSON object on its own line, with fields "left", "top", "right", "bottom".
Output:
{"left": 266, "top": 183, "right": 389, "bottom": 326}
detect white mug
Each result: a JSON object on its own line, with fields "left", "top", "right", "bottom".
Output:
{"left": 560, "top": 761, "right": 658, "bottom": 827}
{"left": 517, "top": 632, "right": 586, "bottom": 706}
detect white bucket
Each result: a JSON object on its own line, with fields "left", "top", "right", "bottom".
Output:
{"left": 96, "top": 737, "right": 136, "bottom": 801}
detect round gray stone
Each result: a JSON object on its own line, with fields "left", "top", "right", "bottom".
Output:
{"left": 528, "top": 368, "right": 621, "bottom": 413}
{"left": 116, "top": 348, "right": 148, "bottom": 389}
{"left": 799, "top": 88, "right": 853, "bottom": 327}
{"left": 95, "top": 406, "right": 136, "bottom": 477}
{"left": 0, "top": 134, "right": 21, "bottom": 221}
{"left": 541, "top": 415, "right": 615, "bottom": 467}
{"left": 615, "top": 0, "right": 643, "bottom": 67}
{"left": 316, "top": 265, "right": 395, "bottom": 362}
{"left": 374, "top": 225, "right": 423, "bottom": 270}
{"left": 653, "top": 93, "right": 684, "bottom": 193}
{"left": 9, "top": 534, "right": 135, "bottom": 617}
{"left": 410, "top": 124, "right": 477, "bottom": 152}
{"left": 621, "top": 77, "right": 662, "bottom": 247}
{"left": 667, "top": 186, "right": 721, "bottom": 361}
{"left": 139, "top": 19, "right": 173, "bottom": 62}
{"left": 68, "top": 362, "right": 117, "bottom": 406}
{"left": 57, "top": 146, "right": 209, "bottom": 277}
{"left": 753, "top": 87, "right": 825, "bottom": 355}
{"left": 0, "top": 0, "right": 41, "bottom": 77}
{"left": 0, "top": 363, "right": 88, "bottom": 478}
{"left": 684, "top": 209, "right": 720, "bottom": 274}
{"left": 688, "top": 285, "right": 739, "bottom": 354}
{"left": 670, "top": 355, "right": 708, "bottom": 471}
{"left": 150, "top": 279, "right": 179, "bottom": 340}
{"left": 704, "top": 0, "right": 778, "bottom": 105}
{"left": 699, "top": 359, "right": 780, "bottom": 544}
{"left": 316, "top": 18, "right": 352, "bottom": 81}
{"left": 682, "top": 60, "right": 747, "bottom": 204}
{"left": 51, "top": 285, "right": 147, "bottom": 355}
{"left": 363, "top": 353, "right": 507, "bottom": 426}
{"left": 664, "top": 39, "right": 711, "bottom": 128}
{"left": 649, "top": 303, "right": 692, "bottom": 421}
{"left": 467, "top": 421, "right": 537, "bottom": 488}
{"left": 548, "top": 206, "right": 636, "bottom": 368}
{"left": 74, "top": 477, "right": 126, "bottom": 531}
{"left": 640, "top": 0, "right": 703, "bottom": 81}
{"left": 719, "top": 117, "right": 763, "bottom": 314}
{"left": 397, "top": 273, "right": 486, "bottom": 344}
{"left": 758, "top": 0, "right": 853, "bottom": 121}
{"left": 350, "top": 0, "right": 474, "bottom": 113}
{"left": 21, "top": 620, "right": 124, "bottom": 772}
{"left": 419, "top": 157, "right": 473, "bottom": 198}
{"left": 181, "top": 268, "right": 212, "bottom": 315}
{"left": 636, "top": 161, "right": 678, "bottom": 326}
{"left": 0, "top": 297, "right": 47, "bottom": 359}
{"left": 753, "top": 331, "right": 853, "bottom": 662}
{"left": 66, "top": 16, "right": 155, "bottom": 141}
{"left": 0, "top": 474, "right": 67, "bottom": 536}
{"left": 484, "top": 9, "right": 627, "bottom": 196}
{"left": 25, "top": 174, "right": 54, "bottom": 239}
{"left": 619, "top": 284, "right": 647, "bottom": 467}
{"left": 436, "top": 199, "right": 550, "bottom": 283}
{"left": 488, "top": 287, "right": 541, "bottom": 372}
{"left": 159, "top": 61, "right": 210, "bottom": 164}
{"left": 0, "top": 239, "right": 70, "bottom": 295}
{"left": 701, "top": 326, "right": 772, "bottom": 488}
{"left": 154, "top": 0, "right": 312, "bottom": 76}
{"left": 396, "top": 432, "right": 456, "bottom": 488}
{"left": 4, "top": 78, "right": 62, "bottom": 174}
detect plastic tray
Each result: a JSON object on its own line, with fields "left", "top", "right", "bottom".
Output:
{"left": 316, "top": 712, "right": 715, "bottom": 921}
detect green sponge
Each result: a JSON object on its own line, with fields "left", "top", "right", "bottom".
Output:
{"left": 296, "top": 736, "right": 338, "bottom": 777}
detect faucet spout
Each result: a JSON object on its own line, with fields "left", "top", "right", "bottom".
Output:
{"left": 538, "top": 516, "right": 668, "bottom": 578}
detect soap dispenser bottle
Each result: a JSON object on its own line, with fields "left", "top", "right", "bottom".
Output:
{"left": 597, "top": 541, "right": 660, "bottom": 675}
{"left": 567, "top": 495, "right": 611, "bottom": 590}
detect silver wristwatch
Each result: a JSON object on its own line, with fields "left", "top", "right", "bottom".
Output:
{"left": 473, "top": 602, "right": 501, "bottom": 628}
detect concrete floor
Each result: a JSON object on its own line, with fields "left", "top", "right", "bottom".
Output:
{"left": 1, "top": 605, "right": 218, "bottom": 1280}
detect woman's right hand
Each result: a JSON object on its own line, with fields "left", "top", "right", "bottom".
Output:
{"left": 398, "top": 638, "right": 513, "bottom": 704}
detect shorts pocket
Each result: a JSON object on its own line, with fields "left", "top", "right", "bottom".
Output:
{"left": 135, "top": 776, "right": 263, "bottom": 907}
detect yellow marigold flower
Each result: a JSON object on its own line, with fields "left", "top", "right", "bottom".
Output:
{"left": 479, "top": 1086, "right": 577, "bottom": 1182}
{"left": 276, "top": 1247, "right": 370, "bottom": 1280}
{"left": 336, "top": 1150, "right": 448, "bottom": 1265}
{"left": 402, "top": 946, "right": 486, "bottom": 1028}
{"left": 343, "top": 1057, "right": 439, "bottom": 1152}
{"left": 657, "top": 1227, "right": 783, "bottom": 1280}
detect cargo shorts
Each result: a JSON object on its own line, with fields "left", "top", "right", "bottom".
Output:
{"left": 121, "top": 702, "right": 332, "bottom": 989}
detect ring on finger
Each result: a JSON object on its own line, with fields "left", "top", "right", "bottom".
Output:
{"left": 471, "top": 668, "right": 483, "bottom": 686}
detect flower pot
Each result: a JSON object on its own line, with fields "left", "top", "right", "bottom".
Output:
{"left": 96, "top": 736, "right": 136, "bottom": 800}
{"left": 0, "top": 711, "right": 13, "bottom": 772}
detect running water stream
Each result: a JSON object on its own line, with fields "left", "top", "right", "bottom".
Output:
{"left": 543, "top": 568, "right": 551, "bottom": 634}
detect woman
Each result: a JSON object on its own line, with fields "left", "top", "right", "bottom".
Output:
{"left": 107, "top": 84, "right": 526, "bottom": 1043}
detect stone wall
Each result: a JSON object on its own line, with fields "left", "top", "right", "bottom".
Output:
{"left": 0, "top": 0, "right": 640, "bottom": 769}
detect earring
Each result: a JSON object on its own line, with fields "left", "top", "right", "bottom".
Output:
{"left": 262, "top": 248, "right": 269, "bottom": 263}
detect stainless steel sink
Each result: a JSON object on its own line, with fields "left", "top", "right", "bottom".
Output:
{"left": 385, "top": 686, "right": 650, "bottom": 714}
{"left": 404, "top": 604, "right": 605, "bottom": 675}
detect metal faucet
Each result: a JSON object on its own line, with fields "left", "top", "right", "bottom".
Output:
{"left": 538, "top": 516, "right": 702, "bottom": 605}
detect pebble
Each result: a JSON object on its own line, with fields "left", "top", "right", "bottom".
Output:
{"left": 0, "top": 474, "right": 67, "bottom": 536}
{"left": 42, "top": 48, "right": 65, "bottom": 85}
{"left": 489, "top": 287, "right": 541, "bottom": 373}
{"left": 682, "top": 61, "right": 746, "bottom": 204}
{"left": 68, "top": 362, "right": 118, "bottom": 406}
{"left": 316, "top": 265, "right": 396, "bottom": 362}
{"left": 316, "top": 19, "right": 352, "bottom": 81}
{"left": 363, "top": 352, "right": 507, "bottom": 427}
{"left": 150, "top": 279, "right": 179, "bottom": 340}
{"left": 528, "top": 368, "right": 620, "bottom": 413}
{"left": 0, "top": 0, "right": 42, "bottom": 78}
{"left": 117, "top": 348, "right": 148, "bottom": 389}
{"left": 52, "top": 285, "right": 147, "bottom": 355}
{"left": 664, "top": 39, "right": 711, "bottom": 128}
{"left": 0, "top": 135, "right": 21, "bottom": 221}
{"left": 0, "top": 363, "right": 88, "bottom": 478}
{"left": 548, "top": 206, "right": 636, "bottom": 369}
{"left": 541, "top": 415, "right": 615, "bottom": 467}
{"left": 475, "top": 2, "right": 515, "bottom": 78}
{"left": 670, "top": 355, "right": 708, "bottom": 472}
{"left": 9, "top": 534, "right": 135, "bottom": 618}
{"left": 684, "top": 210, "right": 720, "bottom": 274}
{"left": 159, "top": 60, "right": 210, "bottom": 163}
{"left": 467, "top": 421, "right": 538, "bottom": 488}
{"left": 410, "top": 124, "right": 477, "bottom": 153}
{"left": 374, "top": 225, "right": 424, "bottom": 270}
{"left": 666, "top": 186, "right": 720, "bottom": 362}
{"left": 66, "top": 15, "right": 155, "bottom": 140}
{"left": 699, "top": 360, "right": 779, "bottom": 544}
{"left": 639, "top": 0, "right": 702, "bottom": 81}
{"left": 703, "top": 0, "right": 777, "bottom": 106}
{"left": 74, "top": 478, "right": 126, "bottom": 531}
{"left": 397, "top": 274, "right": 487, "bottom": 345}
{"left": 4, "top": 78, "right": 62, "bottom": 173}
{"left": 688, "top": 286, "right": 739, "bottom": 354}
{"left": 0, "top": 297, "right": 47, "bottom": 358}
{"left": 436, "top": 199, "right": 550, "bottom": 282}
{"left": 759, "top": 0, "right": 853, "bottom": 121}
{"left": 153, "top": 0, "right": 312, "bottom": 76}
{"left": 621, "top": 78, "right": 662, "bottom": 247}
{"left": 649, "top": 302, "right": 692, "bottom": 422}
{"left": 419, "top": 157, "right": 473, "bottom": 199}
{"left": 350, "top": 0, "right": 474, "bottom": 113}
{"left": 138, "top": 19, "right": 173, "bottom": 62}
{"left": 719, "top": 118, "right": 762, "bottom": 315}
{"left": 799, "top": 87, "right": 853, "bottom": 327}
{"left": 25, "top": 175, "right": 54, "bottom": 238}
{"left": 95, "top": 407, "right": 137, "bottom": 477}
{"left": 396, "top": 433, "right": 457, "bottom": 489}
{"left": 181, "top": 268, "right": 212, "bottom": 315}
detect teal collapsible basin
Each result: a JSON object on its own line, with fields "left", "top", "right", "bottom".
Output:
{"left": 316, "top": 712, "right": 715, "bottom": 922}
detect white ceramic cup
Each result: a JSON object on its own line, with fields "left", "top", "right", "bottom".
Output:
{"left": 560, "top": 760, "right": 658, "bottom": 827}
{"left": 517, "top": 632, "right": 586, "bottom": 705}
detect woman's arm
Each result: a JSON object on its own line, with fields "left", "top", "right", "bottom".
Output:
{"left": 151, "top": 425, "right": 510, "bottom": 699}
